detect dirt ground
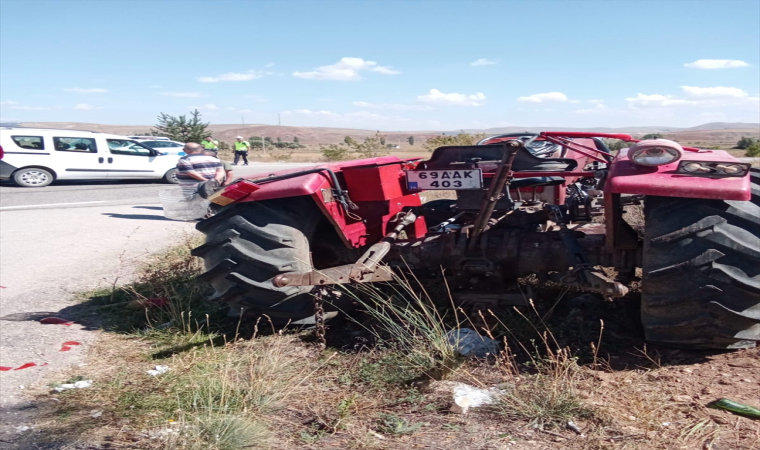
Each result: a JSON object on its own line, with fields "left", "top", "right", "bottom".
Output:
{"left": 7, "top": 283, "right": 759, "bottom": 450}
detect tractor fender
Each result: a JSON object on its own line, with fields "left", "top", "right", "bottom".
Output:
{"left": 606, "top": 148, "right": 751, "bottom": 201}
{"left": 209, "top": 156, "right": 427, "bottom": 248}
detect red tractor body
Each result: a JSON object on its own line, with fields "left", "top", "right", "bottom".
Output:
{"left": 195, "top": 132, "right": 759, "bottom": 350}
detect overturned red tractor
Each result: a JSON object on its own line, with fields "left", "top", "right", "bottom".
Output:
{"left": 192, "top": 132, "right": 759, "bottom": 350}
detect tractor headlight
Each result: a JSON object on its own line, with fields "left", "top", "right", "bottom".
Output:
{"left": 628, "top": 139, "right": 683, "bottom": 166}
{"left": 677, "top": 160, "right": 750, "bottom": 178}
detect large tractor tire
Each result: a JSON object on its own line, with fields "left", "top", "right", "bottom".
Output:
{"left": 192, "top": 197, "right": 321, "bottom": 321}
{"left": 641, "top": 169, "right": 760, "bottom": 349}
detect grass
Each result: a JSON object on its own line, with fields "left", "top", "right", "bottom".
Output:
{"left": 29, "top": 237, "right": 760, "bottom": 449}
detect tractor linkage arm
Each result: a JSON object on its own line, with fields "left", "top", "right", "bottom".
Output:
{"left": 547, "top": 205, "right": 628, "bottom": 298}
{"left": 272, "top": 211, "right": 417, "bottom": 287}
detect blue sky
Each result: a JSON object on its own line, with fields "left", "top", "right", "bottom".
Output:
{"left": 1, "top": 0, "right": 758, "bottom": 130}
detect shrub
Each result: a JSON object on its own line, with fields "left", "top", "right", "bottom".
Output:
{"left": 321, "top": 144, "right": 351, "bottom": 161}
{"left": 746, "top": 142, "right": 760, "bottom": 157}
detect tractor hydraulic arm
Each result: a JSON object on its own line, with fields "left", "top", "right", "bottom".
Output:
{"left": 272, "top": 211, "right": 417, "bottom": 287}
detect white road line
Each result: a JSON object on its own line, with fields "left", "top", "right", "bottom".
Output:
{"left": 0, "top": 201, "right": 109, "bottom": 210}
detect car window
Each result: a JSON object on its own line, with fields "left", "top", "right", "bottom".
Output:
{"left": 11, "top": 135, "right": 45, "bottom": 150}
{"left": 168, "top": 142, "right": 184, "bottom": 147}
{"left": 53, "top": 137, "right": 97, "bottom": 153}
{"left": 107, "top": 139, "right": 153, "bottom": 156}
{"left": 141, "top": 140, "right": 166, "bottom": 148}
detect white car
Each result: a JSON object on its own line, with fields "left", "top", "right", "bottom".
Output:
{"left": 0, "top": 127, "right": 180, "bottom": 187}
{"left": 136, "top": 139, "right": 187, "bottom": 156}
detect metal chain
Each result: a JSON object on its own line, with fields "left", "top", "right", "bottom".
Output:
{"left": 314, "top": 289, "right": 326, "bottom": 349}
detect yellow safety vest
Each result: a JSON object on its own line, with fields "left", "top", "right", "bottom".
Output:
{"left": 235, "top": 141, "right": 249, "bottom": 151}
{"left": 201, "top": 140, "right": 217, "bottom": 149}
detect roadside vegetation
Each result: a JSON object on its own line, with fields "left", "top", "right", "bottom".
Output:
{"left": 25, "top": 234, "right": 760, "bottom": 449}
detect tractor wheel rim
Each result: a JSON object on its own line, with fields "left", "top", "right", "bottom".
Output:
{"left": 21, "top": 171, "right": 48, "bottom": 185}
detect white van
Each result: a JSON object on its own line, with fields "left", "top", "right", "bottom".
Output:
{"left": 0, "top": 127, "right": 181, "bottom": 187}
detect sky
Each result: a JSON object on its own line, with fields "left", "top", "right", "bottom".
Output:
{"left": 1, "top": 0, "right": 758, "bottom": 131}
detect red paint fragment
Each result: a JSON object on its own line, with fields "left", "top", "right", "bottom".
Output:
{"left": 14, "top": 362, "right": 37, "bottom": 370}
{"left": 62, "top": 341, "right": 81, "bottom": 346}
{"left": 0, "top": 286, "right": 6, "bottom": 288}
{"left": 40, "top": 317, "right": 74, "bottom": 326}
{"left": 60, "top": 346, "right": 72, "bottom": 352}
{"left": 0, "top": 366, "right": 12, "bottom": 371}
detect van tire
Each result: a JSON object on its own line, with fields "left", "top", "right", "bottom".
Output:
{"left": 163, "top": 168, "right": 179, "bottom": 184}
{"left": 13, "top": 168, "right": 54, "bottom": 187}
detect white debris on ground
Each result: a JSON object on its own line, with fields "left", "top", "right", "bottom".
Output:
{"left": 146, "top": 365, "right": 170, "bottom": 376}
{"left": 450, "top": 382, "right": 504, "bottom": 414}
{"left": 53, "top": 379, "right": 93, "bottom": 392}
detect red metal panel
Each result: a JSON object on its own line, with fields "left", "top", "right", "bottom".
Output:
{"left": 606, "top": 149, "right": 751, "bottom": 201}
{"left": 342, "top": 163, "right": 406, "bottom": 201}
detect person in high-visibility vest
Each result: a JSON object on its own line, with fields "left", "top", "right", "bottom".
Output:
{"left": 233, "top": 136, "right": 250, "bottom": 166}
{"left": 201, "top": 135, "right": 218, "bottom": 151}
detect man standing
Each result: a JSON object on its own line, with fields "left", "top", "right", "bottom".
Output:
{"left": 201, "top": 135, "right": 218, "bottom": 151}
{"left": 176, "top": 142, "right": 224, "bottom": 195}
{"left": 233, "top": 136, "right": 250, "bottom": 166}
{"left": 202, "top": 148, "right": 234, "bottom": 185}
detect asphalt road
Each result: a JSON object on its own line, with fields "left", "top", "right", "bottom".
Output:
{"left": 0, "top": 162, "right": 314, "bottom": 444}
{"left": 0, "top": 163, "right": 315, "bottom": 210}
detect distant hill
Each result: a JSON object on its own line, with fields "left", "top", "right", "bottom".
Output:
{"left": 683, "top": 122, "right": 760, "bottom": 131}
{"left": 12, "top": 121, "right": 759, "bottom": 148}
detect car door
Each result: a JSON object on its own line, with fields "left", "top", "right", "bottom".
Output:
{"left": 51, "top": 136, "right": 108, "bottom": 179}
{"left": 105, "top": 139, "right": 167, "bottom": 179}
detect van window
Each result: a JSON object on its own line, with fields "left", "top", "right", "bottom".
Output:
{"left": 107, "top": 139, "right": 153, "bottom": 156}
{"left": 54, "top": 137, "right": 97, "bottom": 153}
{"left": 11, "top": 136, "right": 45, "bottom": 150}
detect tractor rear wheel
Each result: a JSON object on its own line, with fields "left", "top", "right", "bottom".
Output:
{"left": 192, "top": 197, "right": 321, "bottom": 322}
{"left": 641, "top": 169, "right": 760, "bottom": 349}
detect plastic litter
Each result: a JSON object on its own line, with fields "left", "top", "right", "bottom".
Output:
{"left": 146, "top": 365, "right": 170, "bottom": 376}
{"left": 709, "top": 398, "right": 760, "bottom": 420}
{"left": 40, "top": 317, "right": 74, "bottom": 326}
{"left": 60, "top": 341, "right": 81, "bottom": 352}
{"left": 160, "top": 188, "right": 210, "bottom": 220}
{"left": 450, "top": 383, "right": 501, "bottom": 414}
{"left": 53, "top": 379, "right": 93, "bottom": 392}
{"left": 13, "top": 362, "right": 38, "bottom": 371}
{"left": 90, "top": 410, "right": 103, "bottom": 418}
{"left": 446, "top": 328, "right": 500, "bottom": 357}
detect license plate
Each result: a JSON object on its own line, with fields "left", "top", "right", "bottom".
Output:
{"left": 405, "top": 169, "right": 483, "bottom": 190}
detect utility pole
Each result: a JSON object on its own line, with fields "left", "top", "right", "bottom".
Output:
{"left": 278, "top": 114, "right": 281, "bottom": 126}
{"left": 242, "top": 116, "right": 245, "bottom": 125}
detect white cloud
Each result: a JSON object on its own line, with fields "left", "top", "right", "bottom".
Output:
{"left": 64, "top": 88, "right": 108, "bottom": 93}
{"left": 198, "top": 70, "right": 265, "bottom": 83}
{"left": 264, "top": 62, "right": 275, "bottom": 68}
{"left": 416, "top": 89, "right": 486, "bottom": 106}
{"left": 293, "top": 57, "right": 400, "bottom": 80}
{"left": 190, "top": 103, "right": 220, "bottom": 110}
{"left": 8, "top": 105, "right": 54, "bottom": 110}
{"left": 281, "top": 109, "right": 341, "bottom": 117}
{"left": 161, "top": 92, "right": 201, "bottom": 98}
{"left": 470, "top": 58, "right": 497, "bottom": 66}
{"left": 517, "top": 92, "right": 568, "bottom": 103}
{"left": 627, "top": 86, "right": 756, "bottom": 108}
{"left": 684, "top": 59, "right": 749, "bottom": 69}
{"left": 0, "top": 100, "right": 19, "bottom": 105}
{"left": 588, "top": 99, "right": 605, "bottom": 105}
{"left": 680, "top": 85, "right": 749, "bottom": 98}
{"left": 625, "top": 93, "right": 692, "bottom": 107}
{"left": 74, "top": 103, "right": 103, "bottom": 110}
{"left": 352, "top": 101, "right": 434, "bottom": 111}
{"left": 574, "top": 104, "right": 608, "bottom": 114}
